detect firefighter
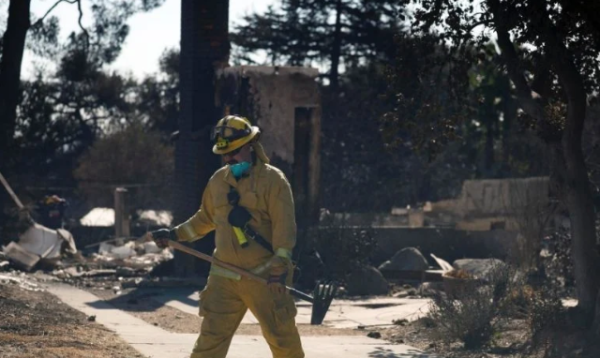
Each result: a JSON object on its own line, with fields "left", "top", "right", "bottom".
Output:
{"left": 151, "top": 115, "right": 304, "bottom": 358}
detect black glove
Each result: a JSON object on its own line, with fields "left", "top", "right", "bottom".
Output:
{"left": 228, "top": 206, "right": 252, "bottom": 228}
{"left": 151, "top": 228, "right": 176, "bottom": 248}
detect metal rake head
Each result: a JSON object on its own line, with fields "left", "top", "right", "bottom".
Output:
{"left": 310, "top": 281, "right": 337, "bottom": 325}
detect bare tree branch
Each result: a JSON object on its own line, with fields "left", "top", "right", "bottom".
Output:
{"left": 76, "top": 0, "right": 90, "bottom": 49}
{"left": 32, "top": 0, "right": 77, "bottom": 27}
{"left": 535, "top": 1, "right": 587, "bottom": 146}
{"left": 32, "top": 0, "right": 89, "bottom": 49}
{"left": 488, "top": 0, "right": 545, "bottom": 122}
{"left": 466, "top": 19, "right": 492, "bottom": 33}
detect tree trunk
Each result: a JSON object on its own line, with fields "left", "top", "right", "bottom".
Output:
{"left": 174, "top": 0, "right": 229, "bottom": 277}
{"left": 491, "top": 0, "right": 600, "bottom": 322}
{"left": 0, "top": 0, "right": 31, "bottom": 233}
{"left": 563, "top": 101, "right": 599, "bottom": 322}
{"left": 548, "top": 41, "right": 599, "bottom": 323}
{"left": 557, "top": 72, "right": 599, "bottom": 323}
{"left": 538, "top": 9, "right": 600, "bottom": 321}
{"left": 329, "top": 0, "right": 343, "bottom": 91}
{"left": 0, "top": 0, "right": 31, "bottom": 160}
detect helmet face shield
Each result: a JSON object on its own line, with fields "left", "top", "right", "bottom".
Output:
{"left": 211, "top": 126, "right": 251, "bottom": 142}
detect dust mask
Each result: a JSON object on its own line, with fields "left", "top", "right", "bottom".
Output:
{"left": 230, "top": 161, "right": 251, "bottom": 179}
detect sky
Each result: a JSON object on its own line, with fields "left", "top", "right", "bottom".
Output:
{"left": 19, "top": 0, "right": 275, "bottom": 79}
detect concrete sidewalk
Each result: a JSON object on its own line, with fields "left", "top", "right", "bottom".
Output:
{"left": 45, "top": 283, "right": 439, "bottom": 358}
{"left": 152, "top": 288, "right": 431, "bottom": 329}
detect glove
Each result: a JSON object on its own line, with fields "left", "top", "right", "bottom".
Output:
{"left": 228, "top": 205, "right": 252, "bottom": 228}
{"left": 150, "top": 228, "right": 176, "bottom": 249}
{"left": 267, "top": 257, "right": 289, "bottom": 295}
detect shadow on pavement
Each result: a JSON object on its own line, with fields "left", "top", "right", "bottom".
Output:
{"left": 86, "top": 283, "right": 204, "bottom": 313}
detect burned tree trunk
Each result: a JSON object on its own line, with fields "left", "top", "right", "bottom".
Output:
{"left": 0, "top": 0, "right": 31, "bottom": 158}
{"left": 490, "top": 0, "right": 599, "bottom": 323}
{"left": 0, "top": 0, "right": 31, "bottom": 234}
{"left": 541, "top": 16, "right": 599, "bottom": 323}
{"left": 174, "top": 0, "right": 229, "bottom": 276}
{"left": 563, "top": 99, "right": 599, "bottom": 319}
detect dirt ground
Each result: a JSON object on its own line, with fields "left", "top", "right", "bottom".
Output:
{"left": 0, "top": 281, "right": 142, "bottom": 358}
{"left": 378, "top": 316, "right": 600, "bottom": 358}
{"left": 9, "top": 264, "right": 598, "bottom": 358}
{"left": 88, "top": 287, "right": 366, "bottom": 336}
{"left": 378, "top": 318, "right": 534, "bottom": 358}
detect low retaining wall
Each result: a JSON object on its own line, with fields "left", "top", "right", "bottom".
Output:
{"left": 321, "top": 227, "right": 519, "bottom": 267}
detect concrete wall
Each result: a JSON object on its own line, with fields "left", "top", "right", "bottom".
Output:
{"left": 323, "top": 227, "right": 519, "bottom": 267}
{"left": 216, "top": 67, "right": 319, "bottom": 163}
{"left": 216, "top": 66, "right": 321, "bottom": 222}
{"left": 457, "top": 177, "right": 550, "bottom": 218}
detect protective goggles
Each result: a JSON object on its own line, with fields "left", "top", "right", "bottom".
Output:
{"left": 211, "top": 126, "right": 251, "bottom": 142}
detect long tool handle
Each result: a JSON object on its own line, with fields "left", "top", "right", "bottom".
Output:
{"left": 0, "top": 171, "right": 25, "bottom": 210}
{"left": 168, "top": 240, "right": 314, "bottom": 303}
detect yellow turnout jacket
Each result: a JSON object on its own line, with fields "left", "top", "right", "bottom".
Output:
{"left": 173, "top": 159, "right": 296, "bottom": 279}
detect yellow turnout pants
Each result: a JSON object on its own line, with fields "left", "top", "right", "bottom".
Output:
{"left": 190, "top": 275, "right": 304, "bottom": 358}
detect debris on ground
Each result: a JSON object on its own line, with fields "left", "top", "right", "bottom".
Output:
{"left": 452, "top": 258, "right": 506, "bottom": 281}
{"left": 0, "top": 272, "right": 45, "bottom": 291}
{"left": 367, "top": 331, "right": 382, "bottom": 339}
{"left": 378, "top": 247, "right": 429, "bottom": 272}
{"left": 2, "top": 221, "right": 174, "bottom": 296}
{"left": 3, "top": 221, "right": 171, "bottom": 276}
{"left": 19, "top": 224, "right": 77, "bottom": 259}
{"left": 2, "top": 223, "right": 78, "bottom": 271}
{"left": 3, "top": 241, "right": 40, "bottom": 270}
{"left": 0, "top": 252, "right": 12, "bottom": 271}
{"left": 79, "top": 207, "right": 172, "bottom": 227}
{"left": 91, "top": 240, "right": 173, "bottom": 269}
{"left": 430, "top": 253, "right": 454, "bottom": 271}
{"left": 418, "top": 282, "right": 444, "bottom": 297}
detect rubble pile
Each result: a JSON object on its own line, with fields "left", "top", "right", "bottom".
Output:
{"left": 53, "top": 269, "right": 204, "bottom": 294}
{"left": 1, "top": 221, "right": 174, "bottom": 293}
{"left": 1, "top": 223, "right": 78, "bottom": 271}
{"left": 50, "top": 239, "right": 177, "bottom": 292}
{"left": 91, "top": 240, "right": 173, "bottom": 269}
{"left": 52, "top": 266, "right": 144, "bottom": 293}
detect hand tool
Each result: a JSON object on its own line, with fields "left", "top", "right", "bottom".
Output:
{"left": 167, "top": 239, "right": 337, "bottom": 325}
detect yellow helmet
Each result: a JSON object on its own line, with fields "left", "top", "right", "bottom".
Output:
{"left": 211, "top": 115, "right": 260, "bottom": 155}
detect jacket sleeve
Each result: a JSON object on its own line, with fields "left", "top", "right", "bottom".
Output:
{"left": 174, "top": 185, "right": 216, "bottom": 242}
{"left": 267, "top": 172, "right": 297, "bottom": 262}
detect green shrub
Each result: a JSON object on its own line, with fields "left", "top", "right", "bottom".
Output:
{"left": 428, "top": 264, "right": 516, "bottom": 349}
{"left": 527, "top": 286, "right": 565, "bottom": 337}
